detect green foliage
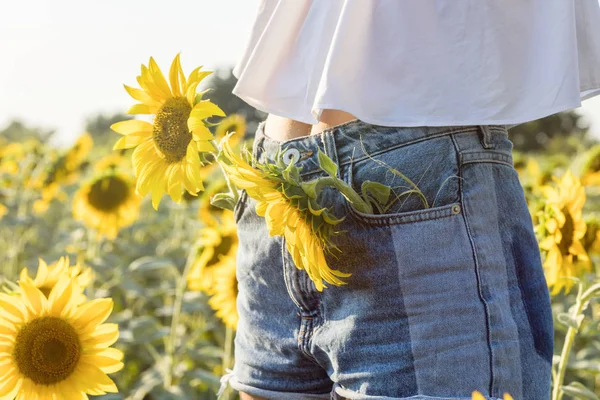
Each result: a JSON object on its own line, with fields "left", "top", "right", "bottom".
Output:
{"left": 0, "top": 119, "right": 54, "bottom": 143}
{"left": 509, "top": 111, "right": 596, "bottom": 153}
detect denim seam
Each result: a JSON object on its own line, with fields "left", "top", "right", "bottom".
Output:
{"left": 298, "top": 315, "right": 322, "bottom": 366}
{"left": 450, "top": 134, "right": 496, "bottom": 396}
{"left": 281, "top": 236, "right": 305, "bottom": 311}
{"left": 338, "top": 131, "right": 467, "bottom": 168}
{"left": 511, "top": 244, "right": 553, "bottom": 363}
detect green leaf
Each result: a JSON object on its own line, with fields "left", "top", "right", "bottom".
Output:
{"left": 322, "top": 210, "right": 345, "bottom": 225}
{"left": 193, "top": 88, "right": 212, "bottom": 106}
{"left": 301, "top": 180, "right": 320, "bottom": 198}
{"left": 561, "top": 381, "right": 600, "bottom": 400}
{"left": 317, "top": 149, "right": 338, "bottom": 177}
{"left": 557, "top": 312, "right": 585, "bottom": 330}
{"left": 210, "top": 193, "right": 236, "bottom": 211}
{"left": 128, "top": 257, "right": 177, "bottom": 272}
{"left": 361, "top": 181, "right": 391, "bottom": 206}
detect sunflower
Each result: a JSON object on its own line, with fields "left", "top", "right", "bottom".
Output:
{"left": 73, "top": 172, "right": 141, "bottom": 240}
{"left": 580, "top": 144, "right": 600, "bottom": 187}
{"left": 19, "top": 256, "right": 93, "bottom": 302}
{"left": 214, "top": 114, "right": 247, "bottom": 147}
{"left": 0, "top": 202, "right": 6, "bottom": 219}
{"left": 535, "top": 169, "right": 592, "bottom": 295}
{"left": 218, "top": 133, "right": 349, "bottom": 291}
{"left": 196, "top": 177, "right": 230, "bottom": 225}
{"left": 472, "top": 390, "right": 513, "bottom": 400}
{"left": 30, "top": 133, "right": 93, "bottom": 214}
{"left": 187, "top": 209, "right": 238, "bottom": 294}
{"left": 111, "top": 54, "right": 225, "bottom": 209}
{"left": 0, "top": 277, "right": 123, "bottom": 399}
{"left": 94, "top": 152, "right": 127, "bottom": 173}
{"left": 207, "top": 255, "right": 239, "bottom": 330}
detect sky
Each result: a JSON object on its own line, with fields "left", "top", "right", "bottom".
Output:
{"left": 1, "top": 0, "right": 600, "bottom": 147}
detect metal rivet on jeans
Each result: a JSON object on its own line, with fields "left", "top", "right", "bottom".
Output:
{"left": 282, "top": 148, "right": 301, "bottom": 165}
{"left": 452, "top": 204, "right": 461, "bottom": 214}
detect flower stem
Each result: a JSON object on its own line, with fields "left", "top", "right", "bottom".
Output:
{"left": 210, "top": 140, "right": 239, "bottom": 204}
{"left": 220, "top": 325, "right": 234, "bottom": 399}
{"left": 165, "top": 242, "right": 197, "bottom": 388}
{"left": 315, "top": 176, "right": 373, "bottom": 213}
{"left": 551, "top": 281, "right": 600, "bottom": 400}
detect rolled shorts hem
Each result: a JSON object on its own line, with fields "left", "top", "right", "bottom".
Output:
{"left": 227, "top": 376, "right": 332, "bottom": 399}
{"left": 334, "top": 383, "right": 504, "bottom": 400}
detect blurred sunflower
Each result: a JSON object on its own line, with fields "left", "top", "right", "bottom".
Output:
{"left": 207, "top": 256, "right": 239, "bottom": 330}
{"left": 0, "top": 277, "right": 123, "bottom": 399}
{"left": 196, "top": 177, "right": 230, "bottom": 225}
{"left": 0, "top": 202, "right": 6, "bottom": 219}
{"left": 472, "top": 391, "right": 513, "bottom": 400}
{"left": 31, "top": 133, "right": 93, "bottom": 214}
{"left": 214, "top": 113, "right": 246, "bottom": 147}
{"left": 218, "top": 133, "right": 348, "bottom": 291}
{"left": 19, "top": 256, "right": 93, "bottom": 302}
{"left": 111, "top": 54, "right": 225, "bottom": 209}
{"left": 0, "top": 142, "right": 25, "bottom": 175}
{"left": 188, "top": 209, "right": 238, "bottom": 294}
{"left": 580, "top": 144, "right": 600, "bottom": 187}
{"left": 94, "top": 151, "right": 127, "bottom": 173}
{"left": 73, "top": 172, "right": 141, "bottom": 240}
{"left": 535, "top": 169, "right": 592, "bottom": 295}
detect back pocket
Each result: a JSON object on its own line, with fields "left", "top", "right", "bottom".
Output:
{"left": 341, "top": 135, "right": 462, "bottom": 226}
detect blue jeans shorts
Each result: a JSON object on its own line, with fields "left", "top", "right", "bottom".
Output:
{"left": 226, "top": 120, "right": 554, "bottom": 400}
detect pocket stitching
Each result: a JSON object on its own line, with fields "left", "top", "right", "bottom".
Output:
{"left": 340, "top": 136, "right": 463, "bottom": 226}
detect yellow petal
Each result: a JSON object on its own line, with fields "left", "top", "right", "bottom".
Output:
{"left": 110, "top": 120, "right": 153, "bottom": 135}
{"left": 72, "top": 298, "right": 113, "bottom": 331}
{"left": 123, "top": 85, "right": 160, "bottom": 107}
{"left": 113, "top": 132, "right": 152, "bottom": 150}
{"left": 189, "top": 124, "right": 214, "bottom": 141}
{"left": 148, "top": 57, "right": 173, "bottom": 100}
{"left": 168, "top": 54, "right": 182, "bottom": 97}
{"left": 19, "top": 279, "right": 47, "bottom": 316}
{"left": 126, "top": 103, "right": 158, "bottom": 115}
{"left": 48, "top": 277, "right": 75, "bottom": 317}
{"left": 71, "top": 363, "right": 118, "bottom": 394}
{"left": 196, "top": 140, "right": 216, "bottom": 152}
{"left": 81, "top": 323, "right": 119, "bottom": 348}
{"left": 190, "top": 101, "right": 225, "bottom": 120}
{"left": 0, "top": 374, "right": 22, "bottom": 399}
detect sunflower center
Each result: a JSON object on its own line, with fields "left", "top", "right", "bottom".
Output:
{"left": 39, "top": 285, "right": 53, "bottom": 298}
{"left": 588, "top": 155, "right": 600, "bottom": 173}
{"left": 153, "top": 97, "right": 193, "bottom": 163}
{"left": 558, "top": 206, "right": 575, "bottom": 255}
{"left": 14, "top": 316, "right": 81, "bottom": 385}
{"left": 87, "top": 175, "right": 130, "bottom": 211}
{"left": 207, "top": 236, "right": 234, "bottom": 266}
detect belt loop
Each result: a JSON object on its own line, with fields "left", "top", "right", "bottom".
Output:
{"left": 251, "top": 121, "right": 267, "bottom": 167}
{"left": 479, "top": 125, "right": 494, "bottom": 149}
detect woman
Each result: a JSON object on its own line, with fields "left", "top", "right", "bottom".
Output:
{"left": 221, "top": 1, "right": 600, "bottom": 399}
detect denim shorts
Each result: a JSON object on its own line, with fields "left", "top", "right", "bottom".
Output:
{"left": 226, "top": 120, "right": 554, "bottom": 400}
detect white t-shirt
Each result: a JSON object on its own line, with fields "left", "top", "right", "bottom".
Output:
{"left": 232, "top": 0, "right": 600, "bottom": 130}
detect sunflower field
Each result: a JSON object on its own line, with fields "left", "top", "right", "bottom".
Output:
{"left": 0, "top": 54, "right": 599, "bottom": 400}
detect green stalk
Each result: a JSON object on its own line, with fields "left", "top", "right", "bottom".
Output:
{"left": 210, "top": 140, "right": 239, "bottom": 204}
{"left": 164, "top": 242, "right": 198, "bottom": 387}
{"left": 314, "top": 176, "right": 373, "bottom": 213}
{"left": 551, "top": 282, "right": 600, "bottom": 400}
{"left": 220, "top": 325, "right": 234, "bottom": 400}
